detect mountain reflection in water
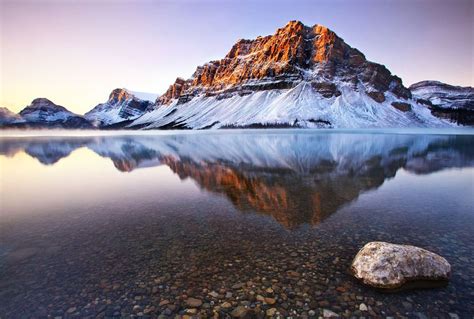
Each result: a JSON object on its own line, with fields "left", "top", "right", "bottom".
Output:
{"left": 1, "top": 131, "right": 473, "bottom": 228}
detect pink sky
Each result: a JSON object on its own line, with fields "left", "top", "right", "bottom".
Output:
{"left": 1, "top": 0, "right": 472, "bottom": 114}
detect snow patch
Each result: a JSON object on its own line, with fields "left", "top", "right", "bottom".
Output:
{"left": 130, "top": 82, "right": 454, "bottom": 129}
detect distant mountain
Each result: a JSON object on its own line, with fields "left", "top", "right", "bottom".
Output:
{"left": 410, "top": 81, "right": 473, "bottom": 110}
{"left": 0, "top": 107, "right": 23, "bottom": 125}
{"left": 410, "top": 81, "right": 473, "bottom": 125}
{"left": 2, "top": 98, "right": 92, "bottom": 129}
{"left": 1, "top": 90, "right": 159, "bottom": 129}
{"left": 130, "top": 21, "right": 451, "bottom": 129}
{"left": 85, "top": 88, "right": 155, "bottom": 127}
{"left": 2, "top": 22, "right": 469, "bottom": 130}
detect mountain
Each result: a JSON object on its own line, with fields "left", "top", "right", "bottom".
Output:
{"left": 85, "top": 88, "right": 155, "bottom": 127}
{"left": 410, "top": 81, "right": 474, "bottom": 125}
{"left": 1, "top": 89, "right": 158, "bottom": 129}
{"left": 410, "top": 81, "right": 473, "bottom": 110}
{"left": 0, "top": 107, "right": 23, "bottom": 125}
{"left": 130, "top": 21, "right": 451, "bottom": 129}
{"left": 5, "top": 98, "right": 92, "bottom": 129}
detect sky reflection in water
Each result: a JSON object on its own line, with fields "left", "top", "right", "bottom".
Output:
{"left": 1, "top": 130, "right": 473, "bottom": 228}
{"left": 1, "top": 130, "right": 474, "bottom": 317}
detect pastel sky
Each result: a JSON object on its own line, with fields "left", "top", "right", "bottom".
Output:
{"left": 1, "top": 0, "right": 472, "bottom": 114}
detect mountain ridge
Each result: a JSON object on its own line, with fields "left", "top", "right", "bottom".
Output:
{"left": 1, "top": 21, "right": 472, "bottom": 129}
{"left": 410, "top": 80, "right": 473, "bottom": 110}
{"left": 156, "top": 21, "right": 411, "bottom": 107}
{"left": 129, "top": 21, "right": 453, "bottom": 129}
{"left": 0, "top": 107, "right": 22, "bottom": 124}
{"left": 409, "top": 81, "right": 474, "bottom": 125}
{"left": 1, "top": 98, "right": 92, "bottom": 129}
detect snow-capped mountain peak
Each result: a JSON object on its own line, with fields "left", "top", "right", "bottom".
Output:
{"left": 20, "top": 98, "right": 70, "bottom": 118}
{"left": 15, "top": 98, "right": 92, "bottom": 128}
{"left": 85, "top": 88, "right": 156, "bottom": 127}
{"left": 129, "top": 21, "right": 453, "bottom": 129}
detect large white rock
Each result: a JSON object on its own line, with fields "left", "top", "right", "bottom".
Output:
{"left": 351, "top": 242, "right": 451, "bottom": 289}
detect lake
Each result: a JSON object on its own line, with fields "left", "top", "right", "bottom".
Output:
{"left": 0, "top": 129, "right": 473, "bottom": 318}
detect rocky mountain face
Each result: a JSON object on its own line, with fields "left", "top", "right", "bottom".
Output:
{"left": 410, "top": 81, "right": 474, "bottom": 125}
{"left": 159, "top": 21, "right": 410, "bottom": 104}
{"left": 132, "top": 21, "right": 450, "bottom": 129}
{"left": 0, "top": 107, "right": 22, "bottom": 125}
{"left": 20, "top": 98, "right": 70, "bottom": 119}
{"left": 410, "top": 81, "right": 473, "bottom": 110}
{"left": 3, "top": 98, "right": 92, "bottom": 129}
{"left": 1, "top": 89, "right": 158, "bottom": 129}
{"left": 85, "top": 88, "right": 154, "bottom": 127}
{"left": 2, "top": 21, "right": 468, "bottom": 130}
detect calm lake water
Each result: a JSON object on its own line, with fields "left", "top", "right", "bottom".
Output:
{"left": 1, "top": 129, "right": 473, "bottom": 318}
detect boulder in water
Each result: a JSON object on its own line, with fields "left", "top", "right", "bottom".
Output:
{"left": 351, "top": 242, "right": 451, "bottom": 290}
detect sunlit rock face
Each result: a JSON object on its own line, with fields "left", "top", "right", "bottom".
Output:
{"left": 158, "top": 21, "right": 409, "bottom": 105}
{"left": 132, "top": 21, "right": 450, "bottom": 129}
{"left": 85, "top": 89, "right": 154, "bottom": 127}
{"left": 410, "top": 81, "right": 474, "bottom": 125}
{"left": 351, "top": 242, "right": 451, "bottom": 290}
{"left": 1, "top": 132, "right": 472, "bottom": 228}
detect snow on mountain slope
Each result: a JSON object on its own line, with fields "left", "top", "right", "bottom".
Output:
{"left": 17, "top": 98, "right": 92, "bottom": 128}
{"left": 410, "top": 81, "right": 473, "bottom": 110}
{"left": 130, "top": 21, "right": 453, "bottom": 129}
{"left": 409, "top": 81, "right": 474, "bottom": 126}
{"left": 128, "top": 90, "right": 159, "bottom": 102}
{"left": 131, "top": 82, "right": 451, "bottom": 129}
{"left": 85, "top": 88, "right": 154, "bottom": 127}
{"left": 0, "top": 107, "right": 23, "bottom": 125}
